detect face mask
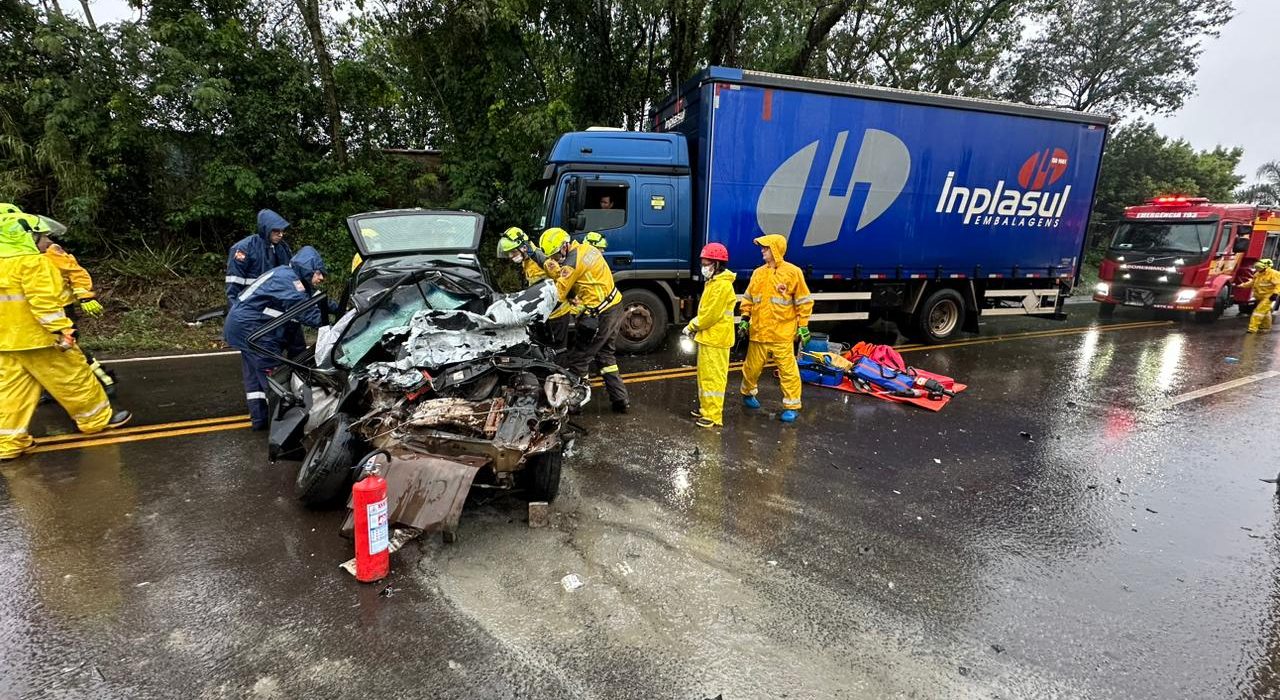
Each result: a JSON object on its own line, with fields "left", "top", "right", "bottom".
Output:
{"left": 702, "top": 264, "right": 716, "bottom": 279}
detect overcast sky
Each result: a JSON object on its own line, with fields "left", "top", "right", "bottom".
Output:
{"left": 77, "top": 0, "right": 1278, "bottom": 187}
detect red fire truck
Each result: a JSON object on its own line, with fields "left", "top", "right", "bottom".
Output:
{"left": 1093, "top": 196, "right": 1280, "bottom": 321}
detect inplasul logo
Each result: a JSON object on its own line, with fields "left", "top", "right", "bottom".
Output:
{"left": 756, "top": 129, "right": 910, "bottom": 248}
{"left": 937, "top": 147, "right": 1072, "bottom": 228}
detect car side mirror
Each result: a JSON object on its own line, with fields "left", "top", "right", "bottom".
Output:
{"left": 1234, "top": 236, "right": 1251, "bottom": 254}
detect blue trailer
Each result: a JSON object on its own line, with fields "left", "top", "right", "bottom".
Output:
{"left": 533, "top": 67, "right": 1110, "bottom": 351}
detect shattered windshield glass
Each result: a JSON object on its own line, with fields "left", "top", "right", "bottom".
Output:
{"left": 334, "top": 282, "right": 473, "bottom": 369}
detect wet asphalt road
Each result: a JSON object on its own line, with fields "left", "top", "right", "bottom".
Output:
{"left": 4, "top": 306, "right": 1280, "bottom": 699}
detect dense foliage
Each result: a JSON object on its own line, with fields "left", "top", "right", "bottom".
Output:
{"left": 0, "top": 0, "right": 1246, "bottom": 278}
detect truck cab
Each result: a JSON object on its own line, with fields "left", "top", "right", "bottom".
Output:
{"left": 1093, "top": 196, "right": 1263, "bottom": 321}
{"left": 533, "top": 129, "right": 694, "bottom": 352}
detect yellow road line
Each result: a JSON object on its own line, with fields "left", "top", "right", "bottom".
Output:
{"left": 34, "top": 414, "right": 250, "bottom": 445}
{"left": 27, "top": 421, "right": 254, "bottom": 454}
{"left": 35, "top": 319, "right": 1173, "bottom": 453}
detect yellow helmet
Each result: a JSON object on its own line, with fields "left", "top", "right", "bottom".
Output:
{"left": 0, "top": 203, "right": 22, "bottom": 215}
{"left": 1254, "top": 258, "right": 1273, "bottom": 271}
{"left": 583, "top": 231, "right": 608, "bottom": 250}
{"left": 1, "top": 213, "right": 50, "bottom": 235}
{"left": 539, "top": 227, "right": 570, "bottom": 256}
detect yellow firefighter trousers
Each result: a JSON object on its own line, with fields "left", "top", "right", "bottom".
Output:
{"left": 740, "top": 340, "right": 803, "bottom": 411}
{"left": 696, "top": 343, "right": 730, "bottom": 425}
{"left": 0, "top": 347, "right": 113, "bottom": 459}
{"left": 1249, "top": 301, "right": 1274, "bottom": 333}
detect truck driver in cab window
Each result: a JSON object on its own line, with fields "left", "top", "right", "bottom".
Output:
{"left": 599, "top": 194, "right": 615, "bottom": 210}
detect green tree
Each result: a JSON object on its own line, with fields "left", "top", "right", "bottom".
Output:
{"left": 1002, "top": 0, "right": 1233, "bottom": 114}
{"left": 1092, "top": 120, "right": 1243, "bottom": 228}
{"left": 1237, "top": 161, "right": 1280, "bottom": 206}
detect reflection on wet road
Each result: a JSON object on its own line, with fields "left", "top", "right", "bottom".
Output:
{"left": 3, "top": 310, "right": 1280, "bottom": 698}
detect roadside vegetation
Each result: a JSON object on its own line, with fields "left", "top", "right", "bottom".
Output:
{"left": 0, "top": 0, "right": 1257, "bottom": 352}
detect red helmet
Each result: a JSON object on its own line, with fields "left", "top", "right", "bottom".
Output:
{"left": 700, "top": 242, "right": 729, "bottom": 262}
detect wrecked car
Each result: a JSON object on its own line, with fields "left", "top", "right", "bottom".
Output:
{"left": 249, "top": 210, "right": 589, "bottom": 537}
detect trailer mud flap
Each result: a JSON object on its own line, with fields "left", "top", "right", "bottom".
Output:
{"left": 341, "top": 452, "right": 486, "bottom": 539}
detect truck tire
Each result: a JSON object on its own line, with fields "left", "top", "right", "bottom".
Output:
{"left": 1098, "top": 302, "right": 1116, "bottom": 318}
{"left": 519, "top": 449, "right": 563, "bottom": 502}
{"left": 295, "top": 413, "right": 358, "bottom": 508}
{"left": 913, "top": 288, "right": 966, "bottom": 343}
{"left": 1195, "top": 287, "right": 1229, "bottom": 323}
{"left": 615, "top": 288, "right": 668, "bottom": 354}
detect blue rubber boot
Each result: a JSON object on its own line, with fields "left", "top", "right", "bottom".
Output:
{"left": 743, "top": 395, "right": 761, "bottom": 409}
{"left": 779, "top": 410, "right": 798, "bottom": 423}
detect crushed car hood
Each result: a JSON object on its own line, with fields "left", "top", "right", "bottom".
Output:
{"left": 363, "top": 280, "right": 559, "bottom": 390}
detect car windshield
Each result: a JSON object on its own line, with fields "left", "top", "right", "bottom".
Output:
{"left": 1110, "top": 221, "right": 1217, "bottom": 255}
{"left": 352, "top": 213, "right": 480, "bottom": 255}
{"left": 334, "top": 281, "right": 474, "bottom": 369}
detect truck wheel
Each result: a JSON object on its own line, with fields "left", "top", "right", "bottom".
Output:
{"left": 1195, "top": 288, "right": 1229, "bottom": 323}
{"left": 519, "top": 449, "right": 563, "bottom": 502}
{"left": 615, "top": 288, "right": 668, "bottom": 354}
{"left": 1098, "top": 302, "right": 1116, "bottom": 318}
{"left": 295, "top": 413, "right": 359, "bottom": 508}
{"left": 913, "top": 289, "right": 966, "bottom": 343}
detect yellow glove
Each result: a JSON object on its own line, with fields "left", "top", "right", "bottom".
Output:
{"left": 80, "top": 299, "right": 104, "bottom": 317}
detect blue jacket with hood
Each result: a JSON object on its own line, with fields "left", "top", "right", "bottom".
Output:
{"left": 225, "top": 209, "right": 293, "bottom": 307}
{"left": 224, "top": 246, "right": 326, "bottom": 353}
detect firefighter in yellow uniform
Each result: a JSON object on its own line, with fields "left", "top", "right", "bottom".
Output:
{"left": 33, "top": 228, "right": 115, "bottom": 393}
{"left": 739, "top": 234, "right": 813, "bottom": 422}
{"left": 1242, "top": 258, "right": 1280, "bottom": 333}
{"left": 498, "top": 226, "right": 576, "bottom": 352}
{"left": 684, "top": 243, "right": 736, "bottom": 428}
{"left": 539, "top": 227, "right": 630, "bottom": 413}
{"left": 0, "top": 214, "right": 130, "bottom": 460}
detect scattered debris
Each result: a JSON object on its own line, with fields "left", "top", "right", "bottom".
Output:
{"left": 1116, "top": 477, "right": 1122, "bottom": 484}
{"left": 135, "top": 581, "right": 151, "bottom": 588}
{"left": 1065, "top": 400, "right": 1078, "bottom": 407}
{"left": 1019, "top": 431, "right": 1034, "bottom": 441}
{"left": 615, "top": 562, "right": 633, "bottom": 577}
{"left": 561, "top": 574, "right": 584, "bottom": 592}
{"left": 1086, "top": 484, "right": 1098, "bottom": 490}
{"left": 767, "top": 560, "right": 778, "bottom": 567}
{"left": 933, "top": 458, "right": 942, "bottom": 464}
{"left": 858, "top": 545, "right": 874, "bottom": 556}
{"left": 958, "top": 666, "right": 970, "bottom": 676}
{"left": 991, "top": 643, "right": 1005, "bottom": 654}
{"left": 1242, "top": 527, "right": 1254, "bottom": 531}
{"left": 888, "top": 581, "right": 895, "bottom": 590}
{"left": 892, "top": 490, "right": 902, "bottom": 495}
{"left": 528, "top": 501, "right": 551, "bottom": 529}
{"left": 379, "top": 585, "right": 397, "bottom": 598}
{"left": 1145, "top": 508, "right": 1159, "bottom": 514}
{"left": 1248, "top": 534, "right": 1264, "bottom": 540}
{"left": 1225, "top": 356, "right": 1240, "bottom": 364}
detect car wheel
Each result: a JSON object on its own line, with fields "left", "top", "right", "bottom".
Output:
{"left": 519, "top": 449, "right": 563, "bottom": 502}
{"left": 913, "top": 288, "right": 966, "bottom": 343}
{"left": 615, "top": 288, "right": 668, "bottom": 354}
{"left": 1098, "top": 302, "right": 1116, "bottom": 318}
{"left": 295, "top": 413, "right": 359, "bottom": 508}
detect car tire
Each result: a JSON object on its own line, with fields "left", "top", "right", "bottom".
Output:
{"left": 295, "top": 413, "right": 359, "bottom": 508}
{"left": 1098, "top": 302, "right": 1116, "bottom": 318}
{"left": 913, "top": 288, "right": 966, "bottom": 343}
{"left": 615, "top": 288, "right": 668, "bottom": 354}
{"left": 519, "top": 449, "right": 563, "bottom": 502}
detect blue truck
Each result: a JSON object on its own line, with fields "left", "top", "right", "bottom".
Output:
{"left": 533, "top": 67, "right": 1110, "bottom": 352}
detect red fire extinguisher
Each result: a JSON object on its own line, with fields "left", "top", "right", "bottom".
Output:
{"left": 352, "top": 473, "right": 390, "bottom": 583}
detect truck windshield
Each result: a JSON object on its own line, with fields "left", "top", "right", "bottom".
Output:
{"left": 1109, "top": 221, "right": 1217, "bottom": 255}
